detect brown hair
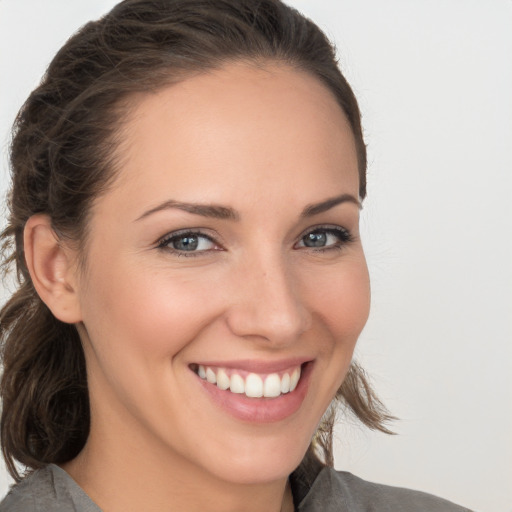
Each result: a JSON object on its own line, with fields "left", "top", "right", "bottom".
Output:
{"left": 0, "top": 0, "right": 392, "bottom": 482}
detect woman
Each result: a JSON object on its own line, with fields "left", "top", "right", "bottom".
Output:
{"left": 0, "top": 0, "right": 471, "bottom": 510}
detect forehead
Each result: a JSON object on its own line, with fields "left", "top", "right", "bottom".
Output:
{"left": 100, "top": 62, "right": 359, "bottom": 215}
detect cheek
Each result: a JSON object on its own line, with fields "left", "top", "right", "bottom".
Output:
{"left": 79, "top": 262, "right": 222, "bottom": 366}
{"left": 305, "top": 257, "right": 371, "bottom": 345}
{"left": 293, "top": 257, "right": 370, "bottom": 434}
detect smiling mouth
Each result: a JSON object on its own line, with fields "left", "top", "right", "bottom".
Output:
{"left": 191, "top": 364, "right": 302, "bottom": 399}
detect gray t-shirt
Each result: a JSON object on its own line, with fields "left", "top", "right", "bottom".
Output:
{"left": 0, "top": 462, "right": 472, "bottom": 511}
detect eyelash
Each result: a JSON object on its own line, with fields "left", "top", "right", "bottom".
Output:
{"left": 156, "top": 225, "right": 354, "bottom": 257}
{"left": 156, "top": 229, "right": 219, "bottom": 257}
{"left": 296, "top": 226, "right": 354, "bottom": 253}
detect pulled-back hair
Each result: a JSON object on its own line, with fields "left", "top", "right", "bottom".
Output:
{"left": 0, "top": 0, "right": 392, "bottom": 482}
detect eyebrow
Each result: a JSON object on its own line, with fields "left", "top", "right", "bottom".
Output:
{"left": 135, "top": 193, "right": 360, "bottom": 222}
{"left": 301, "top": 193, "right": 361, "bottom": 217}
{"left": 135, "top": 200, "right": 240, "bottom": 221}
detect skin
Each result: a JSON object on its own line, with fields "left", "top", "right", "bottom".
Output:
{"left": 45, "top": 62, "right": 370, "bottom": 512}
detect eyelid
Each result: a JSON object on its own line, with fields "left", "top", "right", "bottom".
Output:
{"left": 294, "top": 224, "right": 354, "bottom": 249}
{"left": 154, "top": 224, "right": 353, "bottom": 256}
{"left": 156, "top": 228, "right": 223, "bottom": 254}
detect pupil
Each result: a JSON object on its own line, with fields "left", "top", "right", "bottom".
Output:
{"left": 304, "top": 232, "right": 326, "bottom": 247}
{"left": 174, "top": 235, "right": 198, "bottom": 251}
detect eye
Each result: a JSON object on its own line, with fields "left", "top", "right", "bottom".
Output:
{"left": 157, "top": 230, "right": 218, "bottom": 255}
{"left": 295, "top": 226, "right": 353, "bottom": 251}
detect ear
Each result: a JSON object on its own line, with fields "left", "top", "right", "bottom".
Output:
{"left": 24, "top": 214, "right": 83, "bottom": 324}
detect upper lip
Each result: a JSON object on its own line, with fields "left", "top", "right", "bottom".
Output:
{"left": 190, "top": 357, "right": 312, "bottom": 374}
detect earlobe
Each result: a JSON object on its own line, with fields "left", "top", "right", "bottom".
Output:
{"left": 24, "top": 214, "right": 83, "bottom": 324}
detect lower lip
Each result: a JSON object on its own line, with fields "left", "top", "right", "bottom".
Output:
{"left": 195, "top": 362, "right": 313, "bottom": 423}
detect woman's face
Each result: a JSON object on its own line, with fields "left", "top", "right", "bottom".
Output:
{"left": 74, "top": 62, "right": 370, "bottom": 484}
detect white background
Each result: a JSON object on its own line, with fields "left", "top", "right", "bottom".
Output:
{"left": 1, "top": 1, "right": 511, "bottom": 511}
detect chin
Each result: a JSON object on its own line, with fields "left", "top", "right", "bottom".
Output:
{"left": 194, "top": 431, "right": 311, "bottom": 485}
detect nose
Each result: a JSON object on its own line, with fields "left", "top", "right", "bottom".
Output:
{"left": 225, "top": 252, "right": 312, "bottom": 346}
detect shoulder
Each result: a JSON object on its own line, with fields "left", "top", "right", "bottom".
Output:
{"left": 0, "top": 465, "right": 101, "bottom": 512}
{"left": 293, "top": 464, "right": 474, "bottom": 512}
{"left": 324, "top": 469, "right": 472, "bottom": 511}
{"left": 0, "top": 467, "right": 52, "bottom": 512}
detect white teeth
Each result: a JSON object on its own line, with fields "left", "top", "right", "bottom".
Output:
{"left": 196, "top": 365, "right": 303, "bottom": 398}
{"left": 245, "top": 373, "right": 263, "bottom": 398}
{"left": 206, "top": 367, "right": 217, "bottom": 384}
{"left": 230, "top": 374, "right": 245, "bottom": 394}
{"left": 263, "top": 373, "right": 281, "bottom": 398}
{"left": 290, "top": 367, "right": 301, "bottom": 391}
{"left": 216, "top": 368, "right": 230, "bottom": 390}
{"left": 280, "top": 373, "right": 290, "bottom": 394}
